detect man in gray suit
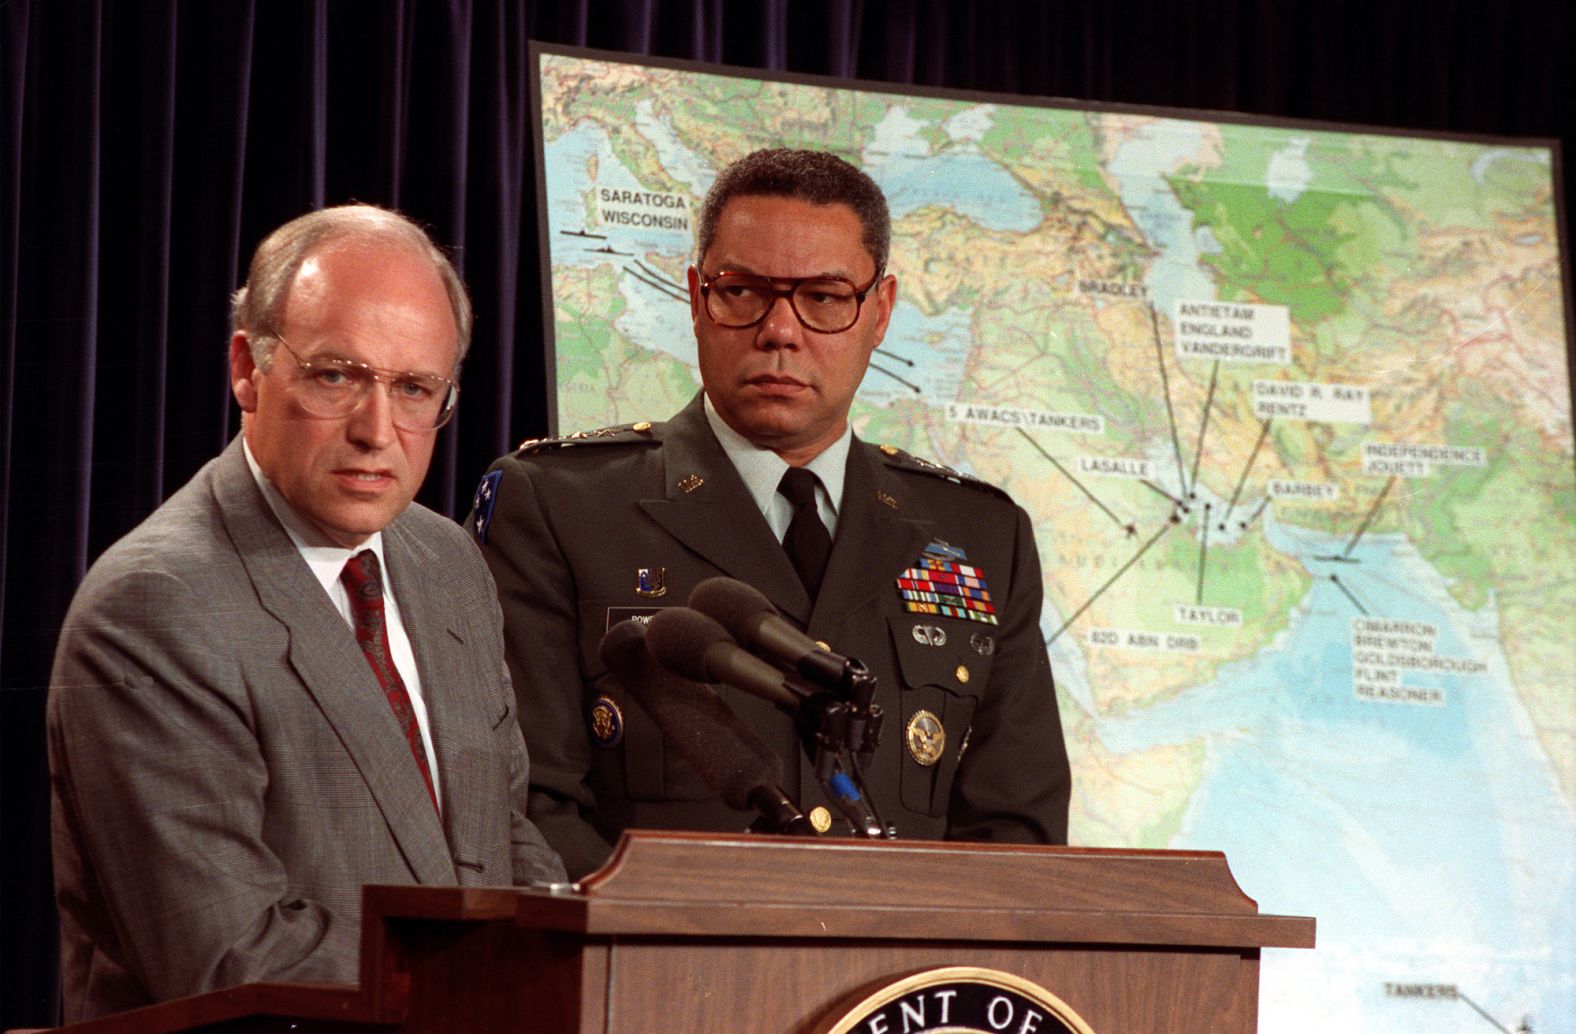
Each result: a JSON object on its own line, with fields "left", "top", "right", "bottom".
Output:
{"left": 48, "top": 205, "right": 565, "bottom": 1022}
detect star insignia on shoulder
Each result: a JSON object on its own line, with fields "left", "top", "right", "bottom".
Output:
{"left": 516, "top": 420, "right": 660, "bottom": 454}
{"left": 875, "top": 443, "right": 1009, "bottom": 500}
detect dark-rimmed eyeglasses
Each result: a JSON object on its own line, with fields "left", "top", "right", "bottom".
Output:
{"left": 268, "top": 335, "right": 460, "bottom": 431}
{"left": 696, "top": 269, "right": 884, "bottom": 334}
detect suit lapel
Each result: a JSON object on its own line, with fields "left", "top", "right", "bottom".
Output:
{"left": 810, "top": 440, "right": 936, "bottom": 635}
{"left": 211, "top": 440, "right": 456, "bottom": 886}
{"left": 382, "top": 520, "right": 492, "bottom": 880}
{"left": 637, "top": 396, "right": 812, "bottom": 624}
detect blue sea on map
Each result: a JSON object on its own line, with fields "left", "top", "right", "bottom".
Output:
{"left": 1106, "top": 120, "right": 1225, "bottom": 313}
{"left": 868, "top": 147, "right": 1042, "bottom": 232}
{"left": 858, "top": 304, "right": 972, "bottom": 406}
{"left": 543, "top": 124, "right": 697, "bottom": 262}
{"left": 1089, "top": 515, "right": 1574, "bottom": 1031}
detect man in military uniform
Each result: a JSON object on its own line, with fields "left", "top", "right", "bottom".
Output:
{"left": 471, "top": 148, "right": 1071, "bottom": 877}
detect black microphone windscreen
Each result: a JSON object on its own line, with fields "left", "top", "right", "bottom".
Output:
{"left": 598, "top": 618, "right": 780, "bottom": 810}
{"left": 689, "top": 576, "right": 777, "bottom": 640}
{"left": 644, "top": 607, "right": 734, "bottom": 683}
{"left": 598, "top": 617, "right": 650, "bottom": 673}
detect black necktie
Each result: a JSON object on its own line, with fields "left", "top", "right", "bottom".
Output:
{"left": 778, "top": 467, "right": 831, "bottom": 599}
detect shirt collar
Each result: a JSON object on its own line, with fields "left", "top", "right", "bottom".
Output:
{"left": 702, "top": 392, "right": 851, "bottom": 515}
{"left": 242, "top": 437, "right": 389, "bottom": 597}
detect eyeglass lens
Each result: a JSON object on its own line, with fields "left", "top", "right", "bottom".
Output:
{"left": 705, "top": 274, "right": 867, "bottom": 333}
{"left": 276, "top": 338, "right": 455, "bottom": 431}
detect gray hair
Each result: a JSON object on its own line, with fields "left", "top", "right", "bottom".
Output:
{"left": 697, "top": 148, "right": 891, "bottom": 274}
{"left": 231, "top": 204, "right": 473, "bottom": 368}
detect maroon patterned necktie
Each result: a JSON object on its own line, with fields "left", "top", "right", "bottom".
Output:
{"left": 340, "top": 549, "right": 439, "bottom": 814}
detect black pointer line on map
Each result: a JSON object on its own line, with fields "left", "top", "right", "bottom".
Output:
{"left": 1048, "top": 521, "right": 1176, "bottom": 644}
{"left": 624, "top": 264, "right": 688, "bottom": 303}
{"left": 1014, "top": 428, "right": 1134, "bottom": 535}
{"left": 1240, "top": 495, "right": 1270, "bottom": 532}
{"left": 1454, "top": 990, "right": 1518, "bottom": 1034}
{"left": 874, "top": 348, "right": 915, "bottom": 367}
{"left": 1195, "top": 503, "right": 1213, "bottom": 605}
{"left": 868, "top": 362, "right": 922, "bottom": 393}
{"left": 1220, "top": 419, "right": 1273, "bottom": 531}
{"left": 1316, "top": 475, "right": 1399, "bottom": 563}
{"left": 1150, "top": 306, "right": 1190, "bottom": 498}
{"left": 1189, "top": 359, "right": 1222, "bottom": 499}
{"left": 1139, "top": 478, "right": 1186, "bottom": 508}
{"left": 1329, "top": 574, "right": 1369, "bottom": 616}
{"left": 632, "top": 259, "right": 681, "bottom": 288}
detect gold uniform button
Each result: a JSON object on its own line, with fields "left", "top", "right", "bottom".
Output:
{"left": 808, "top": 806, "right": 833, "bottom": 833}
{"left": 632, "top": 420, "right": 652, "bottom": 433}
{"left": 879, "top": 444, "right": 899, "bottom": 456}
{"left": 955, "top": 664, "right": 970, "bottom": 684}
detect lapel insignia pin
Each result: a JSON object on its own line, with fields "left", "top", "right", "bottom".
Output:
{"left": 678, "top": 474, "right": 704, "bottom": 493}
{"left": 635, "top": 567, "right": 668, "bottom": 597}
{"left": 876, "top": 490, "right": 898, "bottom": 509}
{"left": 469, "top": 470, "right": 503, "bottom": 544}
{"left": 905, "top": 709, "right": 946, "bottom": 766}
{"left": 588, "top": 695, "right": 624, "bottom": 748}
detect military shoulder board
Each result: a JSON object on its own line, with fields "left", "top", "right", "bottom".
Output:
{"left": 517, "top": 420, "right": 659, "bottom": 454}
{"left": 874, "top": 443, "right": 1009, "bottom": 500}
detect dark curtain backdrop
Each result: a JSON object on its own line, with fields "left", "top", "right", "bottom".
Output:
{"left": 3, "top": 0, "right": 1569, "bottom": 1025}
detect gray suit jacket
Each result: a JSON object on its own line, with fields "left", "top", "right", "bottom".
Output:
{"left": 48, "top": 437, "right": 564, "bottom": 1022}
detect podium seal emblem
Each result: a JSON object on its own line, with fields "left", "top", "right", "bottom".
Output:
{"left": 815, "top": 966, "right": 1096, "bottom": 1034}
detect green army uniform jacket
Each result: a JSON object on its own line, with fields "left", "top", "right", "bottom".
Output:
{"left": 470, "top": 393, "right": 1071, "bottom": 878}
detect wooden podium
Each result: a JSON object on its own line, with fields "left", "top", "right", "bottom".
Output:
{"left": 46, "top": 831, "right": 1314, "bottom": 1033}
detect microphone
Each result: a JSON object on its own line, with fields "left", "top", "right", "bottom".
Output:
{"left": 598, "top": 620, "right": 816, "bottom": 835}
{"left": 688, "top": 577, "right": 862, "bottom": 691}
{"left": 643, "top": 607, "right": 810, "bottom": 710}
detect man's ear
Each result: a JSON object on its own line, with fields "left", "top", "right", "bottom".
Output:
{"left": 230, "top": 333, "right": 260, "bottom": 413}
{"left": 686, "top": 265, "right": 704, "bottom": 328}
{"left": 868, "top": 272, "right": 898, "bottom": 344}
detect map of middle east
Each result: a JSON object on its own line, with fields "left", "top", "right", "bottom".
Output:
{"left": 536, "top": 49, "right": 1574, "bottom": 1031}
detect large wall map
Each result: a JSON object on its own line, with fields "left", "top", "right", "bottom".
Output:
{"left": 534, "top": 46, "right": 1574, "bottom": 1032}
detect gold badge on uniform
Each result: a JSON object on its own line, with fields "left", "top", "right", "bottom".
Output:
{"left": 808, "top": 806, "right": 833, "bottom": 833}
{"left": 635, "top": 567, "right": 667, "bottom": 597}
{"left": 905, "top": 709, "right": 945, "bottom": 766}
{"left": 588, "top": 695, "right": 624, "bottom": 748}
{"left": 678, "top": 474, "right": 704, "bottom": 493}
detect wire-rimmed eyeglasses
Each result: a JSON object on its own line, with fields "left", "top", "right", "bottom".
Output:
{"left": 268, "top": 335, "right": 460, "bottom": 431}
{"left": 696, "top": 268, "right": 884, "bottom": 334}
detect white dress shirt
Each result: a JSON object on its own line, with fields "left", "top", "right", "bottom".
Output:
{"left": 242, "top": 439, "right": 441, "bottom": 802}
{"left": 702, "top": 391, "right": 851, "bottom": 541}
